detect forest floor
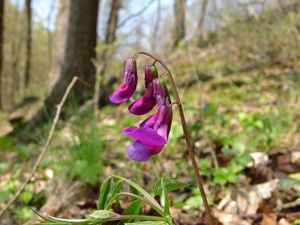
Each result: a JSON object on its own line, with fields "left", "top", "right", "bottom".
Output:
{"left": 1, "top": 61, "right": 300, "bottom": 225}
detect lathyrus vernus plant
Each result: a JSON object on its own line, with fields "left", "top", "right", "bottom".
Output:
{"left": 36, "top": 52, "right": 214, "bottom": 225}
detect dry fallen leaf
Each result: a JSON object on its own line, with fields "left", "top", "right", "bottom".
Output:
{"left": 261, "top": 213, "right": 277, "bottom": 225}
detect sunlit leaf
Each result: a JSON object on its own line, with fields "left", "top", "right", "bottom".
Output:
{"left": 289, "top": 173, "right": 300, "bottom": 181}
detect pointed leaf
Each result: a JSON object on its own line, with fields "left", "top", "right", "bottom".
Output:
{"left": 47, "top": 215, "right": 87, "bottom": 223}
{"left": 105, "top": 179, "right": 123, "bottom": 206}
{"left": 120, "top": 199, "right": 142, "bottom": 225}
{"left": 112, "top": 175, "right": 163, "bottom": 213}
{"left": 160, "top": 178, "right": 170, "bottom": 216}
{"left": 152, "top": 178, "right": 190, "bottom": 196}
{"left": 98, "top": 176, "right": 112, "bottom": 209}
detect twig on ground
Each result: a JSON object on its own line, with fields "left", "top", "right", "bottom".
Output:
{"left": 277, "top": 199, "right": 300, "bottom": 211}
{"left": 0, "top": 76, "right": 87, "bottom": 218}
{"left": 91, "top": 58, "right": 104, "bottom": 120}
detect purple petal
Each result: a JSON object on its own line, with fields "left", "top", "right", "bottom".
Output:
{"left": 109, "top": 73, "right": 137, "bottom": 104}
{"left": 153, "top": 105, "right": 173, "bottom": 143}
{"left": 122, "top": 126, "right": 166, "bottom": 146}
{"left": 109, "top": 58, "right": 138, "bottom": 104}
{"left": 127, "top": 141, "right": 162, "bottom": 161}
{"left": 128, "top": 96, "right": 156, "bottom": 115}
{"left": 145, "top": 65, "right": 158, "bottom": 87}
{"left": 139, "top": 113, "right": 156, "bottom": 128}
{"left": 152, "top": 78, "right": 170, "bottom": 106}
{"left": 128, "top": 83, "right": 156, "bottom": 115}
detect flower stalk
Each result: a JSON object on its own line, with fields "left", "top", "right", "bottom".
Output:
{"left": 138, "top": 51, "right": 214, "bottom": 225}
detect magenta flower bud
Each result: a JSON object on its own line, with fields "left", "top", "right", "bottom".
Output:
{"left": 128, "top": 65, "right": 158, "bottom": 115}
{"left": 152, "top": 78, "right": 170, "bottom": 106}
{"left": 109, "top": 57, "right": 138, "bottom": 104}
{"left": 144, "top": 64, "right": 158, "bottom": 87}
{"left": 122, "top": 104, "right": 172, "bottom": 161}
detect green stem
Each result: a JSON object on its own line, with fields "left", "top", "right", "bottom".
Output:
{"left": 116, "top": 215, "right": 168, "bottom": 222}
{"left": 138, "top": 51, "right": 214, "bottom": 225}
{"left": 104, "top": 192, "right": 164, "bottom": 217}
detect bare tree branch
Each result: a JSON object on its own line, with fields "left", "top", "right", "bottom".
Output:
{"left": 0, "top": 76, "right": 88, "bottom": 219}
{"left": 118, "top": 0, "right": 155, "bottom": 28}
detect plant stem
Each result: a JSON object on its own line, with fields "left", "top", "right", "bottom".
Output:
{"left": 116, "top": 215, "right": 169, "bottom": 222}
{"left": 138, "top": 51, "right": 214, "bottom": 225}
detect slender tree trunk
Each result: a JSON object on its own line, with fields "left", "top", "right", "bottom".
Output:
{"left": 196, "top": 0, "right": 208, "bottom": 39}
{"left": 151, "top": 0, "right": 161, "bottom": 53}
{"left": 100, "top": 0, "right": 121, "bottom": 72}
{"left": 19, "top": 0, "right": 99, "bottom": 140}
{"left": 105, "top": 0, "right": 121, "bottom": 45}
{"left": 24, "top": 0, "right": 32, "bottom": 88}
{"left": 0, "top": 0, "right": 4, "bottom": 109}
{"left": 95, "top": 0, "right": 121, "bottom": 108}
{"left": 3, "top": 0, "right": 23, "bottom": 110}
{"left": 172, "top": 0, "right": 185, "bottom": 49}
{"left": 46, "top": 0, "right": 99, "bottom": 107}
{"left": 47, "top": 0, "right": 70, "bottom": 94}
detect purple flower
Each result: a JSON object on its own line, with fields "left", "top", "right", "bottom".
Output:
{"left": 122, "top": 100, "right": 172, "bottom": 162}
{"left": 109, "top": 57, "right": 138, "bottom": 104}
{"left": 144, "top": 64, "right": 158, "bottom": 87}
{"left": 153, "top": 78, "right": 169, "bottom": 106}
{"left": 128, "top": 65, "right": 158, "bottom": 115}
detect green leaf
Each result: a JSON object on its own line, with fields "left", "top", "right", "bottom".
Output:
{"left": 289, "top": 172, "right": 300, "bottom": 181}
{"left": 21, "top": 191, "right": 33, "bottom": 205}
{"left": 120, "top": 199, "right": 142, "bottom": 225}
{"left": 234, "top": 153, "right": 252, "bottom": 166}
{"left": 152, "top": 178, "right": 190, "bottom": 196}
{"left": 47, "top": 215, "right": 87, "bottom": 223}
{"left": 105, "top": 179, "right": 122, "bottom": 206}
{"left": 160, "top": 178, "right": 170, "bottom": 216}
{"left": 88, "top": 210, "right": 119, "bottom": 221}
{"left": 123, "top": 199, "right": 142, "bottom": 215}
{"left": 185, "top": 195, "right": 214, "bottom": 208}
{"left": 112, "top": 175, "right": 163, "bottom": 213}
{"left": 98, "top": 176, "right": 112, "bottom": 209}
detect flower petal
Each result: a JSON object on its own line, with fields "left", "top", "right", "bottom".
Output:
{"left": 109, "top": 58, "right": 137, "bottom": 104}
{"left": 122, "top": 126, "right": 166, "bottom": 146}
{"left": 139, "top": 113, "right": 156, "bottom": 128}
{"left": 144, "top": 65, "right": 158, "bottom": 87}
{"left": 128, "top": 96, "right": 156, "bottom": 115}
{"left": 153, "top": 78, "right": 170, "bottom": 106}
{"left": 127, "top": 141, "right": 162, "bottom": 162}
{"left": 109, "top": 73, "right": 137, "bottom": 103}
{"left": 128, "top": 83, "right": 156, "bottom": 115}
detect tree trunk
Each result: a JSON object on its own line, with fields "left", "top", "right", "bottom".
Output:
{"left": 100, "top": 0, "right": 121, "bottom": 74}
{"left": 19, "top": 0, "right": 99, "bottom": 140}
{"left": 105, "top": 0, "right": 121, "bottom": 45}
{"left": 47, "top": 0, "right": 70, "bottom": 94}
{"left": 0, "top": 0, "right": 4, "bottom": 109}
{"left": 46, "top": 0, "right": 99, "bottom": 107}
{"left": 24, "top": 0, "right": 32, "bottom": 88}
{"left": 172, "top": 0, "right": 185, "bottom": 49}
{"left": 95, "top": 0, "right": 121, "bottom": 108}
{"left": 196, "top": 0, "right": 208, "bottom": 39}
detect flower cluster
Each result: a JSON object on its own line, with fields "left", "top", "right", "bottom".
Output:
{"left": 109, "top": 57, "right": 173, "bottom": 162}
